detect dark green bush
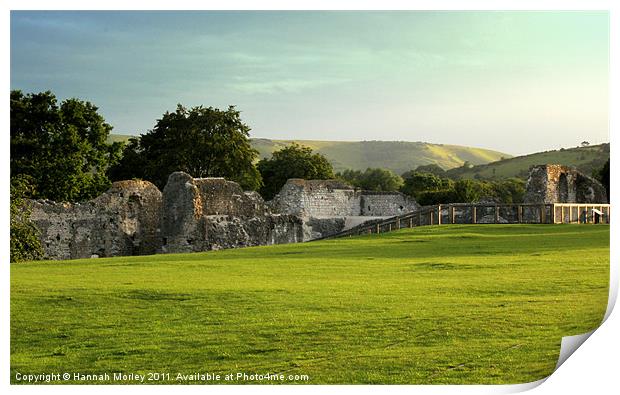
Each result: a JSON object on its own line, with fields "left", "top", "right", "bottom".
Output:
{"left": 10, "top": 176, "right": 44, "bottom": 262}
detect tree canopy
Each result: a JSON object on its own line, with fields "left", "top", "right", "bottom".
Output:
{"left": 257, "top": 143, "right": 334, "bottom": 200}
{"left": 11, "top": 90, "right": 121, "bottom": 202}
{"left": 109, "top": 104, "right": 262, "bottom": 191}
{"left": 413, "top": 163, "right": 446, "bottom": 176}
{"left": 337, "top": 168, "right": 403, "bottom": 192}
{"left": 400, "top": 170, "right": 524, "bottom": 206}
{"left": 596, "top": 159, "right": 610, "bottom": 201}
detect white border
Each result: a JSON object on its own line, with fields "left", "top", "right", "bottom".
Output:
{"left": 2, "top": 1, "right": 617, "bottom": 394}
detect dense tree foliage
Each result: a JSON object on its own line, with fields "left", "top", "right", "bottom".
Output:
{"left": 11, "top": 90, "right": 121, "bottom": 202}
{"left": 10, "top": 176, "right": 44, "bottom": 262}
{"left": 400, "top": 171, "right": 453, "bottom": 197}
{"left": 596, "top": 159, "right": 610, "bottom": 201}
{"left": 257, "top": 143, "right": 334, "bottom": 200}
{"left": 109, "top": 105, "right": 262, "bottom": 191}
{"left": 401, "top": 171, "right": 525, "bottom": 206}
{"left": 336, "top": 168, "right": 403, "bottom": 192}
{"left": 413, "top": 163, "right": 446, "bottom": 176}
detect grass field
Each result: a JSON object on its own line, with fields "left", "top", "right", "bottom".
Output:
{"left": 11, "top": 225, "right": 609, "bottom": 384}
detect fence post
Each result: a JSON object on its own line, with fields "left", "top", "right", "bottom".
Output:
{"left": 376, "top": 224, "right": 380, "bottom": 233}
{"left": 540, "top": 205, "right": 546, "bottom": 223}
{"left": 518, "top": 205, "right": 523, "bottom": 223}
{"left": 550, "top": 204, "right": 555, "bottom": 224}
{"left": 472, "top": 206, "right": 477, "bottom": 224}
{"left": 437, "top": 205, "right": 442, "bottom": 225}
{"left": 429, "top": 210, "right": 434, "bottom": 225}
{"left": 409, "top": 217, "right": 413, "bottom": 228}
{"left": 494, "top": 206, "right": 499, "bottom": 223}
{"left": 450, "top": 206, "right": 455, "bottom": 224}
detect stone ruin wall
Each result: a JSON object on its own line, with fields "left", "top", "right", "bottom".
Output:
{"left": 29, "top": 164, "right": 607, "bottom": 261}
{"left": 524, "top": 164, "right": 607, "bottom": 204}
{"left": 268, "top": 179, "right": 361, "bottom": 217}
{"left": 28, "top": 174, "right": 420, "bottom": 260}
{"left": 360, "top": 192, "right": 419, "bottom": 216}
{"left": 269, "top": 179, "right": 419, "bottom": 217}
{"left": 30, "top": 172, "right": 305, "bottom": 260}
{"left": 160, "top": 172, "right": 304, "bottom": 254}
{"left": 29, "top": 180, "right": 162, "bottom": 260}
{"left": 267, "top": 179, "right": 419, "bottom": 240}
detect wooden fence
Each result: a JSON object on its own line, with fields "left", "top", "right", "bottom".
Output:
{"left": 319, "top": 203, "right": 611, "bottom": 240}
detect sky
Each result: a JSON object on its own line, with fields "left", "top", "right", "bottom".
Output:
{"left": 10, "top": 11, "right": 609, "bottom": 155}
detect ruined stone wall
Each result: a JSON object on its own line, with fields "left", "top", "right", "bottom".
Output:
{"left": 29, "top": 180, "right": 162, "bottom": 260}
{"left": 269, "top": 179, "right": 361, "bottom": 217}
{"left": 160, "top": 172, "right": 304, "bottom": 254}
{"left": 524, "top": 164, "right": 607, "bottom": 204}
{"left": 360, "top": 192, "right": 419, "bottom": 216}
{"left": 28, "top": 173, "right": 421, "bottom": 260}
{"left": 269, "top": 179, "right": 419, "bottom": 217}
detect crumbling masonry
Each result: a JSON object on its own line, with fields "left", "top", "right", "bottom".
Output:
{"left": 524, "top": 164, "right": 607, "bottom": 204}
{"left": 29, "top": 172, "right": 418, "bottom": 260}
{"left": 28, "top": 164, "right": 606, "bottom": 261}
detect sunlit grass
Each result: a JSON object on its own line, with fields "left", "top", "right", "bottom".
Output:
{"left": 11, "top": 225, "right": 609, "bottom": 384}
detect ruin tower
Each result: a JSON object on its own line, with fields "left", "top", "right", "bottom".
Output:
{"left": 524, "top": 164, "right": 607, "bottom": 204}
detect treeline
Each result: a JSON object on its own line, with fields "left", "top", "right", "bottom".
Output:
{"left": 9, "top": 90, "right": 610, "bottom": 261}
{"left": 336, "top": 167, "right": 526, "bottom": 205}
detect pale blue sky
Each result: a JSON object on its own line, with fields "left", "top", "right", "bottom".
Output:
{"left": 11, "top": 11, "right": 609, "bottom": 155}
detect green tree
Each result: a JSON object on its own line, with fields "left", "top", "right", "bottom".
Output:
{"left": 597, "top": 159, "right": 610, "bottom": 201}
{"left": 257, "top": 143, "right": 334, "bottom": 199}
{"left": 11, "top": 90, "right": 122, "bottom": 202}
{"left": 401, "top": 171, "right": 452, "bottom": 197}
{"left": 336, "top": 168, "right": 403, "bottom": 192}
{"left": 109, "top": 104, "right": 262, "bottom": 191}
{"left": 10, "top": 175, "right": 44, "bottom": 262}
{"left": 356, "top": 168, "right": 403, "bottom": 192}
{"left": 413, "top": 163, "right": 446, "bottom": 176}
{"left": 335, "top": 169, "right": 363, "bottom": 187}
{"left": 453, "top": 179, "right": 482, "bottom": 203}
{"left": 491, "top": 178, "right": 526, "bottom": 203}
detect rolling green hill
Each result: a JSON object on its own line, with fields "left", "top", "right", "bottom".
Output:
{"left": 106, "top": 133, "right": 134, "bottom": 144}
{"left": 252, "top": 139, "right": 510, "bottom": 174}
{"left": 106, "top": 134, "right": 609, "bottom": 180}
{"left": 252, "top": 139, "right": 511, "bottom": 174}
{"left": 11, "top": 225, "right": 608, "bottom": 384}
{"left": 106, "top": 134, "right": 510, "bottom": 175}
{"left": 446, "top": 143, "right": 609, "bottom": 180}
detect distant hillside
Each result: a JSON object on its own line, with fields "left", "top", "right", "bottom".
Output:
{"left": 106, "top": 134, "right": 134, "bottom": 144}
{"left": 106, "top": 134, "right": 510, "bottom": 175}
{"left": 251, "top": 139, "right": 510, "bottom": 175}
{"left": 446, "top": 143, "right": 609, "bottom": 180}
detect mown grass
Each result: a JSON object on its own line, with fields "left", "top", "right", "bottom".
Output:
{"left": 10, "top": 225, "right": 609, "bottom": 384}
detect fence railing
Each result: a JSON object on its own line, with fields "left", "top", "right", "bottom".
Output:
{"left": 318, "top": 203, "right": 611, "bottom": 240}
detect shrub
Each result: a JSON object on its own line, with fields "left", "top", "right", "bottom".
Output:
{"left": 10, "top": 176, "right": 44, "bottom": 262}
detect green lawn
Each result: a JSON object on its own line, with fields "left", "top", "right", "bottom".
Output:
{"left": 10, "top": 225, "right": 609, "bottom": 384}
